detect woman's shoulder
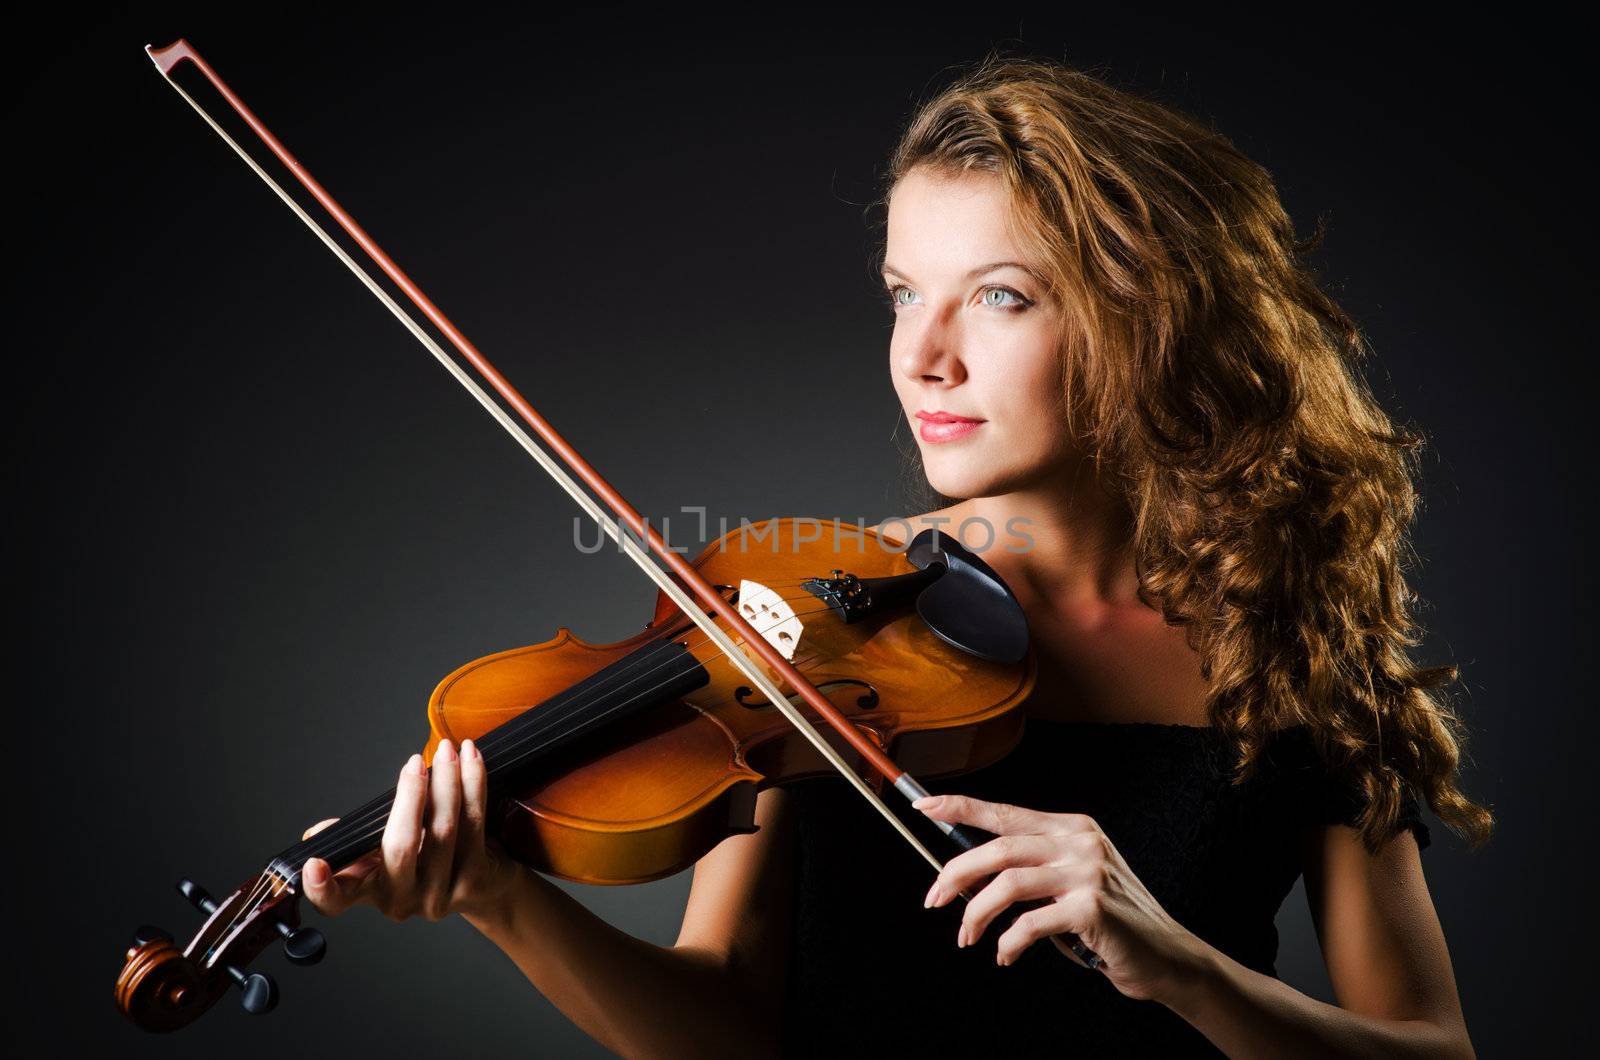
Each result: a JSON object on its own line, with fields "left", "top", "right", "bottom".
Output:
{"left": 1254, "top": 723, "right": 1434, "bottom": 850}
{"left": 1022, "top": 719, "right": 1432, "bottom": 849}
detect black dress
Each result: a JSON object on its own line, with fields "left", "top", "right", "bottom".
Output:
{"left": 780, "top": 719, "right": 1430, "bottom": 1057}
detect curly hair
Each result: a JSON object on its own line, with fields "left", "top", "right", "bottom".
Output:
{"left": 878, "top": 52, "right": 1493, "bottom": 853}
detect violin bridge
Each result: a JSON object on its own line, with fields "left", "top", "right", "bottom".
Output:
{"left": 736, "top": 579, "right": 803, "bottom": 661}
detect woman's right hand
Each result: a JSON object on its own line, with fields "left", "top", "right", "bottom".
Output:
{"left": 300, "top": 738, "right": 523, "bottom": 925}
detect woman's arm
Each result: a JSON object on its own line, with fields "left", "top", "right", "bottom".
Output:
{"left": 304, "top": 741, "right": 796, "bottom": 1059}
{"left": 462, "top": 785, "right": 796, "bottom": 1059}
{"left": 914, "top": 793, "right": 1473, "bottom": 1057}
{"left": 1163, "top": 827, "right": 1474, "bottom": 1059}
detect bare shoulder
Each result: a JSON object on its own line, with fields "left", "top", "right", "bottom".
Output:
{"left": 1301, "top": 823, "right": 1469, "bottom": 1035}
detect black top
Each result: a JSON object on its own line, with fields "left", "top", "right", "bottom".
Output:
{"left": 780, "top": 719, "right": 1430, "bottom": 1057}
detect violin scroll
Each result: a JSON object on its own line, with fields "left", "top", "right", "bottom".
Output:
{"left": 115, "top": 872, "right": 319, "bottom": 1031}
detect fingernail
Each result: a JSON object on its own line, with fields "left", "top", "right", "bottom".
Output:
{"left": 997, "top": 953, "right": 1009, "bottom": 967}
{"left": 912, "top": 795, "right": 939, "bottom": 809}
{"left": 925, "top": 885, "right": 941, "bottom": 908}
{"left": 461, "top": 738, "right": 478, "bottom": 761}
{"left": 957, "top": 926, "right": 969, "bottom": 948}
{"left": 436, "top": 739, "right": 457, "bottom": 764}
{"left": 304, "top": 858, "right": 325, "bottom": 885}
{"left": 407, "top": 753, "right": 424, "bottom": 775}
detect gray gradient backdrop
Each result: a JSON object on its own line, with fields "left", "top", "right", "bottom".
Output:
{"left": 10, "top": 6, "right": 1588, "bottom": 1057}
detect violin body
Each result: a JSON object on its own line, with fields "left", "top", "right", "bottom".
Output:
{"left": 425, "top": 517, "right": 1036, "bottom": 884}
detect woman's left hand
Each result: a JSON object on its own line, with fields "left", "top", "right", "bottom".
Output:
{"left": 914, "top": 793, "right": 1213, "bottom": 1005}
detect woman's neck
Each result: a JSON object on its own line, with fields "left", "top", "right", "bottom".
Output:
{"left": 934, "top": 465, "right": 1141, "bottom": 610}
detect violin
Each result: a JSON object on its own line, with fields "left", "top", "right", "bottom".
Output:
{"left": 117, "top": 517, "right": 1038, "bottom": 1030}
{"left": 114, "top": 39, "right": 1102, "bottom": 1034}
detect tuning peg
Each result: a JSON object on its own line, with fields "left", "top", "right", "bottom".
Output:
{"left": 177, "top": 878, "right": 218, "bottom": 916}
{"left": 226, "top": 966, "right": 278, "bottom": 1015}
{"left": 130, "top": 924, "right": 173, "bottom": 949}
{"left": 275, "top": 922, "right": 326, "bottom": 966}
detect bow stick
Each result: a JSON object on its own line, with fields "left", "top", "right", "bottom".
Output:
{"left": 143, "top": 38, "right": 1104, "bottom": 971}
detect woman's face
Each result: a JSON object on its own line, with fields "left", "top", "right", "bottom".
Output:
{"left": 884, "top": 166, "right": 1072, "bottom": 501}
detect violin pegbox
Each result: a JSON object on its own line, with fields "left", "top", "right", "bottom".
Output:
{"left": 115, "top": 870, "right": 323, "bottom": 1031}
{"left": 737, "top": 579, "right": 803, "bottom": 661}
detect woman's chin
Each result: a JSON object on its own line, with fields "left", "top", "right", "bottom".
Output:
{"left": 926, "top": 451, "right": 1067, "bottom": 500}
{"left": 922, "top": 460, "right": 1012, "bottom": 502}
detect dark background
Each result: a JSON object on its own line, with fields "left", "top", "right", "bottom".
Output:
{"left": 9, "top": 5, "right": 1588, "bottom": 1056}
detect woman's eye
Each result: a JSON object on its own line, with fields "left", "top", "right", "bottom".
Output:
{"left": 982, "top": 286, "right": 1028, "bottom": 309}
{"left": 887, "top": 284, "right": 920, "bottom": 308}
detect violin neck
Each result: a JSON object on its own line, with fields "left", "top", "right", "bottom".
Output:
{"left": 267, "top": 637, "right": 709, "bottom": 883}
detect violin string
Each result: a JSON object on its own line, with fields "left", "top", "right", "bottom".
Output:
{"left": 291, "top": 594, "right": 858, "bottom": 870}
{"left": 211, "top": 879, "right": 273, "bottom": 960}
{"left": 248, "top": 597, "right": 904, "bottom": 938}
{"left": 238, "top": 602, "right": 825, "bottom": 938}
{"left": 283, "top": 595, "right": 834, "bottom": 866}
{"left": 285, "top": 587, "right": 859, "bottom": 872}
{"left": 292, "top": 579, "right": 919, "bottom": 879}
{"left": 302, "top": 667, "right": 750, "bottom": 872}
{"left": 217, "top": 583, "right": 872, "bottom": 945}
{"left": 213, "top": 858, "right": 295, "bottom": 968}
{"left": 150, "top": 57, "right": 949, "bottom": 933}
{"left": 260, "top": 587, "right": 890, "bottom": 906}
{"left": 228, "top": 594, "right": 836, "bottom": 944}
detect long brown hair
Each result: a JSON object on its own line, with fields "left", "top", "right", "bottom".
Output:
{"left": 879, "top": 53, "right": 1493, "bottom": 853}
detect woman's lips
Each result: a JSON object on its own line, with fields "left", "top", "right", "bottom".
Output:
{"left": 916, "top": 410, "right": 985, "bottom": 443}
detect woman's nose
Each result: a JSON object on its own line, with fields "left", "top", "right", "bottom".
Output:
{"left": 895, "top": 310, "right": 967, "bottom": 387}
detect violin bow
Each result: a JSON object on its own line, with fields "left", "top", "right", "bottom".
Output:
{"left": 143, "top": 38, "right": 1103, "bottom": 971}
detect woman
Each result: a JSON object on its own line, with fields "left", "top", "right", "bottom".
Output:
{"left": 299, "top": 55, "right": 1490, "bottom": 1057}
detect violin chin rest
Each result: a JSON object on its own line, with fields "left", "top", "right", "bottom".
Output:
{"left": 906, "top": 529, "right": 1031, "bottom": 665}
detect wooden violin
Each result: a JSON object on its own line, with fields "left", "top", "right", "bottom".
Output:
{"left": 116, "top": 517, "right": 1039, "bottom": 1030}
{"left": 114, "top": 38, "right": 1102, "bottom": 1033}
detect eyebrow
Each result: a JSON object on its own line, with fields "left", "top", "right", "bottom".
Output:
{"left": 880, "top": 261, "right": 1042, "bottom": 284}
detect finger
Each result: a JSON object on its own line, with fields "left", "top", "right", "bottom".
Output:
{"left": 457, "top": 739, "right": 488, "bottom": 877}
{"left": 925, "top": 834, "right": 1056, "bottom": 908}
{"left": 911, "top": 793, "right": 1071, "bottom": 837}
{"left": 958, "top": 866, "right": 1063, "bottom": 946}
{"left": 419, "top": 740, "right": 461, "bottom": 919}
{"left": 996, "top": 903, "right": 1084, "bottom": 967}
{"left": 382, "top": 753, "right": 428, "bottom": 916}
{"left": 302, "top": 817, "right": 340, "bottom": 841}
{"left": 301, "top": 850, "right": 380, "bottom": 917}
